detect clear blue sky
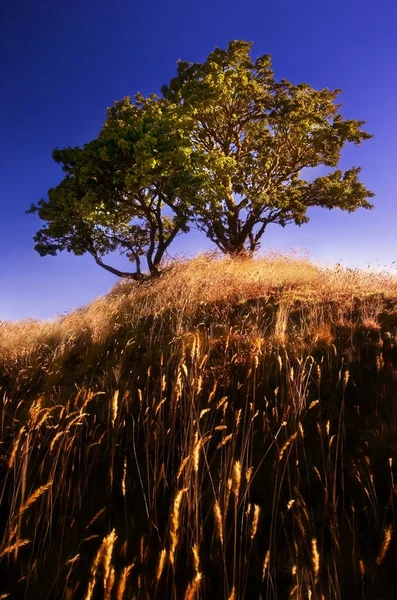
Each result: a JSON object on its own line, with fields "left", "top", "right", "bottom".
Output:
{"left": 1, "top": 0, "right": 396, "bottom": 320}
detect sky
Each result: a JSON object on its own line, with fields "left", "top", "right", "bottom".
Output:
{"left": 1, "top": 0, "right": 396, "bottom": 321}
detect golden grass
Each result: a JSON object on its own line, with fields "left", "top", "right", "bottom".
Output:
{"left": 1, "top": 253, "right": 397, "bottom": 599}
{"left": 1, "top": 252, "right": 397, "bottom": 360}
{"left": 18, "top": 480, "right": 53, "bottom": 517}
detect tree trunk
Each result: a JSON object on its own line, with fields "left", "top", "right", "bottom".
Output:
{"left": 226, "top": 244, "right": 253, "bottom": 259}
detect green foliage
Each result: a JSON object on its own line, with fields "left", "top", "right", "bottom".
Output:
{"left": 30, "top": 40, "right": 374, "bottom": 275}
{"left": 162, "top": 40, "right": 374, "bottom": 255}
{"left": 29, "top": 95, "right": 201, "bottom": 277}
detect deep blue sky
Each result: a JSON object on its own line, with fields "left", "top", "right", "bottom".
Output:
{"left": 1, "top": 0, "right": 396, "bottom": 320}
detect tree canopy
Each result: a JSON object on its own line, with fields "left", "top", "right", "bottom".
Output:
{"left": 29, "top": 40, "right": 374, "bottom": 275}
{"left": 162, "top": 40, "right": 374, "bottom": 255}
{"left": 28, "top": 95, "right": 201, "bottom": 278}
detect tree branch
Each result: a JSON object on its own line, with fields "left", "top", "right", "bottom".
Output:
{"left": 88, "top": 249, "right": 144, "bottom": 279}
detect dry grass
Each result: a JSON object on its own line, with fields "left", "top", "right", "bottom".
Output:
{"left": 1, "top": 251, "right": 397, "bottom": 358}
{"left": 1, "top": 252, "right": 397, "bottom": 599}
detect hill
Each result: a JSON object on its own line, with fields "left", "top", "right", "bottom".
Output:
{"left": 1, "top": 253, "right": 397, "bottom": 599}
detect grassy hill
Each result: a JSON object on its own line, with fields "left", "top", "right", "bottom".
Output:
{"left": 1, "top": 253, "right": 397, "bottom": 599}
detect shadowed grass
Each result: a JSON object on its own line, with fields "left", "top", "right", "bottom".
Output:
{"left": 1, "top": 252, "right": 397, "bottom": 599}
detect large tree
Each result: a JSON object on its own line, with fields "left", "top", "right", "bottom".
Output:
{"left": 29, "top": 95, "right": 201, "bottom": 278}
{"left": 162, "top": 40, "right": 374, "bottom": 255}
{"left": 30, "top": 40, "right": 374, "bottom": 276}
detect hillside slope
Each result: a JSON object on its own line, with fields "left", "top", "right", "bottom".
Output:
{"left": 1, "top": 254, "right": 397, "bottom": 599}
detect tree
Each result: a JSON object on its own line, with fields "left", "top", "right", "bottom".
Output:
{"left": 30, "top": 40, "right": 374, "bottom": 277}
{"left": 29, "top": 95, "right": 201, "bottom": 278}
{"left": 162, "top": 40, "right": 374, "bottom": 256}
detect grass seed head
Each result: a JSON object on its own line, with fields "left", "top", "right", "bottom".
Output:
{"left": 376, "top": 525, "right": 393, "bottom": 565}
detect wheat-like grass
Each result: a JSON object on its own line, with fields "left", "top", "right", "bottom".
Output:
{"left": 84, "top": 530, "right": 116, "bottom": 600}
{"left": 214, "top": 500, "right": 224, "bottom": 546}
{"left": 170, "top": 488, "right": 187, "bottom": 566}
{"left": 8, "top": 426, "right": 25, "bottom": 469}
{"left": 2, "top": 253, "right": 397, "bottom": 598}
{"left": 0, "top": 539, "right": 30, "bottom": 558}
{"left": 227, "top": 586, "right": 236, "bottom": 600}
{"left": 85, "top": 541, "right": 105, "bottom": 600}
{"left": 184, "top": 572, "right": 202, "bottom": 600}
{"left": 251, "top": 505, "right": 260, "bottom": 540}
{"left": 103, "top": 529, "right": 117, "bottom": 598}
{"left": 177, "top": 456, "right": 190, "bottom": 479}
{"left": 376, "top": 525, "right": 393, "bottom": 565}
{"left": 156, "top": 549, "right": 167, "bottom": 583}
{"left": 121, "top": 457, "right": 127, "bottom": 497}
{"left": 18, "top": 481, "right": 53, "bottom": 517}
{"left": 232, "top": 460, "right": 242, "bottom": 499}
{"left": 279, "top": 432, "right": 298, "bottom": 461}
{"left": 116, "top": 563, "right": 135, "bottom": 600}
{"left": 111, "top": 390, "right": 119, "bottom": 426}
{"left": 262, "top": 550, "right": 270, "bottom": 580}
{"left": 311, "top": 537, "right": 320, "bottom": 582}
{"left": 359, "top": 559, "right": 365, "bottom": 576}
{"left": 192, "top": 431, "right": 201, "bottom": 473}
{"left": 217, "top": 433, "right": 233, "bottom": 449}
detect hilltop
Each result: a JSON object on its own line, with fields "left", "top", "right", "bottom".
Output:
{"left": 1, "top": 253, "right": 397, "bottom": 599}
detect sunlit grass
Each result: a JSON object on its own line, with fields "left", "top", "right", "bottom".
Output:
{"left": 1, "top": 252, "right": 397, "bottom": 598}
